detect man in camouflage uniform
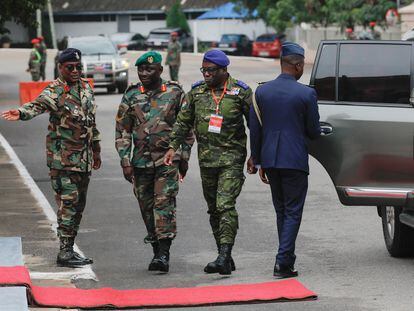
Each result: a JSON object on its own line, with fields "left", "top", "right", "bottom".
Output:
{"left": 165, "top": 49, "right": 256, "bottom": 275}
{"left": 115, "top": 51, "right": 193, "bottom": 273}
{"left": 27, "top": 38, "right": 42, "bottom": 81}
{"left": 165, "top": 32, "right": 181, "bottom": 82}
{"left": 2, "top": 48, "right": 101, "bottom": 268}
{"left": 38, "top": 36, "right": 47, "bottom": 81}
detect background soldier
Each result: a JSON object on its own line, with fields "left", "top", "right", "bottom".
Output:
{"left": 164, "top": 49, "right": 256, "bottom": 275}
{"left": 2, "top": 48, "right": 101, "bottom": 268}
{"left": 165, "top": 32, "right": 181, "bottom": 81}
{"left": 249, "top": 43, "right": 320, "bottom": 279}
{"left": 115, "top": 51, "right": 193, "bottom": 273}
{"left": 38, "top": 36, "right": 47, "bottom": 81}
{"left": 27, "top": 38, "right": 42, "bottom": 81}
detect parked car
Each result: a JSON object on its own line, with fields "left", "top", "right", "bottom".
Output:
{"left": 145, "top": 28, "right": 193, "bottom": 51}
{"left": 252, "top": 33, "right": 286, "bottom": 58}
{"left": 55, "top": 36, "right": 129, "bottom": 93}
{"left": 310, "top": 40, "right": 414, "bottom": 257}
{"left": 110, "top": 32, "right": 146, "bottom": 50}
{"left": 213, "top": 34, "right": 252, "bottom": 56}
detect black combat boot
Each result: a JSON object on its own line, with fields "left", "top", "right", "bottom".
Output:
{"left": 204, "top": 244, "right": 236, "bottom": 274}
{"left": 148, "top": 242, "right": 160, "bottom": 271}
{"left": 56, "top": 237, "right": 93, "bottom": 267}
{"left": 150, "top": 238, "right": 171, "bottom": 273}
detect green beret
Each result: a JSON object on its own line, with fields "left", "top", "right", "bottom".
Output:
{"left": 135, "top": 51, "right": 162, "bottom": 66}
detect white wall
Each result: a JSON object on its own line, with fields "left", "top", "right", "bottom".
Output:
{"left": 190, "top": 19, "right": 274, "bottom": 42}
{"left": 55, "top": 22, "right": 117, "bottom": 39}
{"left": 130, "top": 20, "right": 166, "bottom": 36}
{"left": 3, "top": 21, "right": 28, "bottom": 42}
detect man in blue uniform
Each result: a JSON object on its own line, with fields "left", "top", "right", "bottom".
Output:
{"left": 249, "top": 42, "right": 321, "bottom": 278}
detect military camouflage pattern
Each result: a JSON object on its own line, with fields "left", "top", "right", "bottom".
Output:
{"left": 18, "top": 78, "right": 100, "bottom": 172}
{"left": 38, "top": 41, "right": 47, "bottom": 80}
{"left": 133, "top": 164, "right": 179, "bottom": 242}
{"left": 169, "top": 66, "right": 179, "bottom": 82}
{"left": 50, "top": 169, "right": 90, "bottom": 238}
{"left": 169, "top": 75, "right": 252, "bottom": 168}
{"left": 165, "top": 41, "right": 181, "bottom": 67}
{"left": 115, "top": 80, "right": 194, "bottom": 168}
{"left": 200, "top": 165, "right": 245, "bottom": 245}
{"left": 28, "top": 48, "right": 41, "bottom": 81}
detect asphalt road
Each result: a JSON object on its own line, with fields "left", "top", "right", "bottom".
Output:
{"left": 1, "top": 49, "right": 413, "bottom": 311}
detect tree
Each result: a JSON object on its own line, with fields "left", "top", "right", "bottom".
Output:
{"left": 0, "top": 0, "right": 47, "bottom": 35}
{"left": 166, "top": 1, "right": 190, "bottom": 33}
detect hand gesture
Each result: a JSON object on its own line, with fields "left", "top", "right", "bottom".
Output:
{"left": 259, "top": 168, "right": 269, "bottom": 184}
{"left": 93, "top": 153, "right": 102, "bottom": 170}
{"left": 247, "top": 157, "right": 257, "bottom": 174}
{"left": 164, "top": 149, "right": 175, "bottom": 166}
{"left": 1, "top": 109, "right": 20, "bottom": 121}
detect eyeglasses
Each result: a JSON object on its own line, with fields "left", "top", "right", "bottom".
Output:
{"left": 64, "top": 64, "right": 83, "bottom": 72}
{"left": 200, "top": 67, "right": 221, "bottom": 74}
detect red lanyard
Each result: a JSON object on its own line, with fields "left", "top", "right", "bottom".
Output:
{"left": 211, "top": 81, "right": 227, "bottom": 114}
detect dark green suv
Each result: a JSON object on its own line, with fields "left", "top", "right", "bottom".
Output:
{"left": 310, "top": 40, "right": 414, "bottom": 257}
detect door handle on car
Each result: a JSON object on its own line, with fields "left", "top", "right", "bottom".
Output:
{"left": 320, "top": 122, "right": 333, "bottom": 136}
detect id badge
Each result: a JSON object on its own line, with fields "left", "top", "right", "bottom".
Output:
{"left": 208, "top": 114, "right": 223, "bottom": 134}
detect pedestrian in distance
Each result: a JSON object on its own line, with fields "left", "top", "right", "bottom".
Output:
{"left": 249, "top": 42, "right": 321, "bottom": 279}
{"left": 115, "top": 51, "right": 194, "bottom": 273}
{"left": 27, "top": 38, "right": 42, "bottom": 81}
{"left": 164, "top": 49, "right": 257, "bottom": 275}
{"left": 37, "top": 36, "right": 48, "bottom": 81}
{"left": 2, "top": 48, "right": 101, "bottom": 268}
{"left": 165, "top": 32, "right": 182, "bottom": 82}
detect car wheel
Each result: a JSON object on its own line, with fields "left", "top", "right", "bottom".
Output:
{"left": 107, "top": 85, "right": 116, "bottom": 93}
{"left": 381, "top": 205, "right": 414, "bottom": 257}
{"left": 117, "top": 82, "right": 127, "bottom": 94}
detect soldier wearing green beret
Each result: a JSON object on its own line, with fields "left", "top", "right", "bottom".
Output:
{"left": 115, "top": 51, "right": 194, "bottom": 273}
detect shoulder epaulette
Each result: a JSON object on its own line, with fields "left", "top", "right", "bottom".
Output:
{"left": 167, "top": 80, "right": 183, "bottom": 89}
{"left": 125, "top": 83, "right": 139, "bottom": 94}
{"left": 257, "top": 81, "right": 268, "bottom": 86}
{"left": 235, "top": 80, "right": 249, "bottom": 90}
{"left": 191, "top": 80, "right": 204, "bottom": 89}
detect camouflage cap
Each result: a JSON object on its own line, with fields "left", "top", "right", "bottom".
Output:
{"left": 135, "top": 51, "right": 162, "bottom": 66}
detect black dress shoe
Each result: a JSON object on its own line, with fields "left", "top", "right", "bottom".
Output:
{"left": 273, "top": 264, "right": 298, "bottom": 279}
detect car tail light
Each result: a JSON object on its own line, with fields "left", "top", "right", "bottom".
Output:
{"left": 231, "top": 42, "right": 237, "bottom": 48}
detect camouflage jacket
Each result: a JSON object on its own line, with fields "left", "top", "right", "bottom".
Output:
{"left": 165, "top": 41, "right": 181, "bottom": 67}
{"left": 169, "top": 75, "right": 252, "bottom": 168}
{"left": 18, "top": 78, "right": 100, "bottom": 172}
{"left": 115, "top": 79, "right": 194, "bottom": 168}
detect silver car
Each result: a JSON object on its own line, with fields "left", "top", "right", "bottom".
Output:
{"left": 65, "top": 36, "right": 129, "bottom": 93}
{"left": 310, "top": 40, "right": 414, "bottom": 257}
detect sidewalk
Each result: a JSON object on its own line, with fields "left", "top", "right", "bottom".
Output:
{"left": 0, "top": 135, "right": 91, "bottom": 311}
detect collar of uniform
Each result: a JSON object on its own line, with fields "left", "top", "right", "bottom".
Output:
{"left": 278, "top": 73, "right": 296, "bottom": 81}
{"left": 139, "top": 79, "right": 167, "bottom": 94}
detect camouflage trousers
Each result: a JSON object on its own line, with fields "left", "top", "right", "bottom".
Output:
{"left": 169, "top": 65, "right": 179, "bottom": 82}
{"left": 50, "top": 169, "right": 90, "bottom": 238}
{"left": 200, "top": 165, "right": 245, "bottom": 245}
{"left": 133, "top": 164, "right": 179, "bottom": 243}
{"left": 40, "top": 62, "right": 46, "bottom": 81}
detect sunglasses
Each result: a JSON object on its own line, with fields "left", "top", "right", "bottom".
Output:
{"left": 64, "top": 64, "right": 83, "bottom": 72}
{"left": 200, "top": 67, "right": 221, "bottom": 74}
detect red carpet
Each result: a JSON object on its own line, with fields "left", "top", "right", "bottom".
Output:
{"left": 0, "top": 266, "right": 317, "bottom": 308}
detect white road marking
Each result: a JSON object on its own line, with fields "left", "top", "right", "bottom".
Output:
{"left": 0, "top": 133, "right": 97, "bottom": 281}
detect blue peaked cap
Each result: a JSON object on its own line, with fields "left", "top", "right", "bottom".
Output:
{"left": 58, "top": 48, "right": 82, "bottom": 63}
{"left": 203, "top": 49, "right": 230, "bottom": 67}
{"left": 281, "top": 42, "right": 305, "bottom": 57}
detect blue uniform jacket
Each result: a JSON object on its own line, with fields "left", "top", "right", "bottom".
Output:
{"left": 249, "top": 73, "right": 321, "bottom": 173}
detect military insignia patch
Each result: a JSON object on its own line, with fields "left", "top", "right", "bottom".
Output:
{"left": 226, "top": 87, "right": 240, "bottom": 95}
{"left": 75, "top": 52, "right": 80, "bottom": 60}
{"left": 148, "top": 56, "right": 154, "bottom": 64}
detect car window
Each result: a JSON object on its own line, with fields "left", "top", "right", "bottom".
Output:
{"left": 256, "top": 34, "right": 277, "bottom": 42}
{"left": 110, "top": 33, "right": 132, "bottom": 44}
{"left": 314, "top": 44, "right": 336, "bottom": 101}
{"left": 148, "top": 33, "right": 170, "bottom": 40}
{"left": 338, "top": 44, "right": 411, "bottom": 104}
{"left": 70, "top": 38, "right": 117, "bottom": 55}
{"left": 132, "top": 34, "right": 143, "bottom": 40}
{"left": 221, "top": 35, "right": 241, "bottom": 43}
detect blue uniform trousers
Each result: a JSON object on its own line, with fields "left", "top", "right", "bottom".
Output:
{"left": 266, "top": 168, "right": 308, "bottom": 268}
